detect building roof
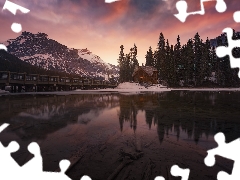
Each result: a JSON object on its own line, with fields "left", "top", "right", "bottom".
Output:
{"left": 132, "top": 66, "right": 158, "bottom": 77}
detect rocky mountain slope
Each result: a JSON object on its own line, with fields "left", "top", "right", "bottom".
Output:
{"left": 3, "top": 31, "right": 119, "bottom": 80}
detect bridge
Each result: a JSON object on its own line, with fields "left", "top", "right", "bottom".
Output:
{"left": 0, "top": 71, "right": 118, "bottom": 92}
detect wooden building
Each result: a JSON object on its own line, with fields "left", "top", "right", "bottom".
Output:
{"left": 132, "top": 66, "right": 158, "bottom": 84}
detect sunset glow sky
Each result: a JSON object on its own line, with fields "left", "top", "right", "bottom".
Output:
{"left": 0, "top": 0, "right": 239, "bottom": 65}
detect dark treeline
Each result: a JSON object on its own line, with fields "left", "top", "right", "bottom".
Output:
{"left": 146, "top": 31, "right": 240, "bottom": 87}
{"left": 118, "top": 31, "right": 240, "bottom": 87}
{"left": 118, "top": 44, "right": 139, "bottom": 82}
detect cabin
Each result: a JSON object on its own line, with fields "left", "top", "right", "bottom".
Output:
{"left": 132, "top": 66, "right": 158, "bottom": 84}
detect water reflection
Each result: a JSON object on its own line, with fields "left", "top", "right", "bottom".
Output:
{"left": 117, "top": 91, "right": 240, "bottom": 144}
{"left": 0, "top": 91, "right": 240, "bottom": 143}
{"left": 0, "top": 92, "right": 239, "bottom": 179}
{"left": 0, "top": 94, "right": 119, "bottom": 140}
{"left": 18, "top": 103, "right": 66, "bottom": 120}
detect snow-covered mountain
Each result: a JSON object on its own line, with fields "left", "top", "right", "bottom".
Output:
{"left": 3, "top": 31, "right": 119, "bottom": 80}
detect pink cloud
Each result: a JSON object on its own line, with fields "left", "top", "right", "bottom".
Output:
{"left": 0, "top": 0, "right": 239, "bottom": 65}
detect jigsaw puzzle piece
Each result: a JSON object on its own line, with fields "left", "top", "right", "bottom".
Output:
{"left": 174, "top": 0, "right": 227, "bottom": 22}
{"left": 0, "top": 123, "right": 9, "bottom": 132}
{"left": 154, "top": 176, "right": 165, "bottom": 180}
{"left": 171, "top": 165, "right": 190, "bottom": 180}
{"left": 217, "top": 166, "right": 240, "bottom": 180}
{"left": 21, "top": 142, "right": 43, "bottom": 173}
{"left": 0, "top": 44, "right": 8, "bottom": 51}
{"left": 233, "top": 11, "right": 240, "bottom": 23}
{"left": 105, "top": 0, "right": 120, "bottom": 3}
{"left": 215, "top": 0, "right": 227, "bottom": 13}
{"left": 0, "top": 141, "right": 21, "bottom": 179}
{"left": 37, "top": 160, "right": 71, "bottom": 180}
{"left": 205, "top": 132, "right": 240, "bottom": 166}
{"left": 0, "top": 124, "right": 23, "bottom": 178}
{"left": 2, "top": 0, "right": 30, "bottom": 33}
{"left": 216, "top": 28, "right": 240, "bottom": 78}
{"left": 205, "top": 132, "right": 240, "bottom": 180}
{"left": 2, "top": 0, "right": 30, "bottom": 15}
{"left": 80, "top": 175, "right": 92, "bottom": 180}
{"left": 40, "top": 171, "right": 72, "bottom": 180}
{"left": 0, "top": 141, "right": 20, "bottom": 167}
{"left": 174, "top": 1, "right": 189, "bottom": 22}
{"left": 216, "top": 46, "right": 228, "bottom": 58}
{"left": 217, "top": 171, "right": 233, "bottom": 180}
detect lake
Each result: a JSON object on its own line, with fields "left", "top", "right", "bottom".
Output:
{"left": 0, "top": 91, "right": 239, "bottom": 180}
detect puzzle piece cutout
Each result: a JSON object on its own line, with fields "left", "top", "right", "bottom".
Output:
{"left": 171, "top": 165, "right": 190, "bottom": 180}
{"left": 154, "top": 164, "right": 190, "bottom": 180}
{"left": 233, "top": 11, "right": 240, "bottom": 23}
{"left": 204, "top": 132, "right": 240, "bottom": 180}
{"left": 174, "top": 0, "right": 227, "bottom": 22}
{"left": 0, "top": 141, "right": 21, "bottom": 177}
{"left": 0, "top": 124, "right": 22, "bottom": 178}
{"left": 0, "top": 123, "right": 9, "bottom": 132}
{"left": 21, "top": 142, "right": 43, "bottom": 174}
{"left": 215, "top": 27, "right": 240, "bottom": 78}
{"left": 105, "top": 0, "right": 120, "bottom": 3}
{"left": 0, "top": 123, "right": 92, "bottom": 180}
{"left": 2, "top": 0, "right": 30, "bottom": 33}
{"left": 0, "top": 0, "right": 30, "bottom": 51}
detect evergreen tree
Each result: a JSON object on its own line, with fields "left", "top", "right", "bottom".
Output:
{"left": 120, "top": 30, "right": 240, "bottom": 87}
{"left": 118, "top": 45, "right": 125, "bottom": 82}
{"left": 199, "top": 38, "right": 211, "bottom": 85}
{"left": 145, "top": 46, "right": 154, "bottom": 66}
{"left": 156, "top": 32, "right": 166, "bottom": 81}
{"left": 129, "top": 44, "right": 139, "bottom": 82}
{"left": 118, "top": 44, "right": 139, "bottom": 82}
{"left": 215, "top": 34, "right": 227, "bottom": 85}
{"left": 174, "top": 35, "right": 182, "bottom": 85}
{"left": 168, "top": 45, "right": 177, "bottom": 86}
{"left": 185, "top": 39, "right": 195, "bottom": 85}
{"left": 193, "top": 32, "right": 202, "bottom": 86}
{"left": 165, "top": 40, "right": 171, "bottom": 83}
{"left": 131, "top": 44, "right": 139, "bottom": 72}
{"left": 125, "top": 53, "right": 131, "bottom": 81}
{"left": 153, "top": 50, "right": 158, "bottom": 68}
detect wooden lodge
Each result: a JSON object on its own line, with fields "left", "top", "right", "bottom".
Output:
{"left": 132, "top": 66, "right": 158, "bottom": 84}
{"left": 0, "top": 71, "right": 117, "bottom": 92}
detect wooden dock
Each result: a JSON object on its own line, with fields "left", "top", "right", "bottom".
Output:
{"left": 0, "top": 71, "right": 118, "bottom": 92}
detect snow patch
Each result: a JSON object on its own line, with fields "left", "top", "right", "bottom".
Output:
{"left": 77, "top": 49, "right": 110, "bottom": 68}
{"left": 0, "top": 90, "right": 9, "bottom": 94}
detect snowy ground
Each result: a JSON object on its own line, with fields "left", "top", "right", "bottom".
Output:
{"left": 2, "top": 83, "right": 240, "bottom": 96}
{"left": 73, "top": 82, "right": 171, "bottom": 93}
{"left": 75, "top": 83, "right": 240, "bottom": 92}
{"left": 173, "top": 87, "right": 240, "bottom": 91}
{"left": 0, "top": 90, "right": 9, "bottom": 94}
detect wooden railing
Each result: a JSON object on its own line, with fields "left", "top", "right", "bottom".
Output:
{"left": 0, "top": 71, "right": 117, "bottom": 89}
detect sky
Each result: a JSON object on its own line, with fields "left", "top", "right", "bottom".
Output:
{"left": 0, "top": 0, "right": 239, "bottom": 65}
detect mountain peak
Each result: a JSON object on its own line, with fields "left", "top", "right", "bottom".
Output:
{"left": 4, "top": 31, "right": 119, "bottom": 80}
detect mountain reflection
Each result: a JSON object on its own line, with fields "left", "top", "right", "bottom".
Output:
{"left": 0, "top": 92, "right": 240, "bottom": 144}
{"left": 18, "top": 103, "right": 66, "bottom": 120}
{"left": 0, "top": 94, "right": 119, "bottom": 140}
{"left": 117, "top": 91, "right": 240, "bottom": 144}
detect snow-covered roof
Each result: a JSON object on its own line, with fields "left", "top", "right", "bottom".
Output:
{"left": 132, "top": 66, "right": 158, "bottom": 77}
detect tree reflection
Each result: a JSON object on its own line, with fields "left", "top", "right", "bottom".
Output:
{"left": 118, "top": 91, "right": 240, "bottom": 144}
{"left": 118, "top": 95, "right": 137, "bottom": 132}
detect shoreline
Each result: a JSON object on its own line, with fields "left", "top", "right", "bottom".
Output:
{"left": 1, "top": 87, "right": 240, "bottom": 96}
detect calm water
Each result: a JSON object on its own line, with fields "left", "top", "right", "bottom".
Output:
{"left": 0, "top": 91, "right": 239, "bottom": 180}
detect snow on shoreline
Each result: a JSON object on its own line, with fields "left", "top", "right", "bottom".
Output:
{"left": 1, "top": 83, "right": 240, "bottom": 96}
{"left": 173, "top": 88, "right": 240, "bottom": 91}
{"left": 0, "top": 90, "right": 9, "bottom": 94}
